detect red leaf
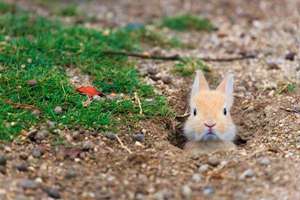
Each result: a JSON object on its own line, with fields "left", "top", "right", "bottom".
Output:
{"left": 76, "top": 86, "right": 102, "bottom": 97}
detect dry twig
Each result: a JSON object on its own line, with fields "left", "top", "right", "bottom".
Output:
{"left": 101, "top": 50, "right": 256, "bottom": 62}
{"left": 134, "top": 92, "right": 143, "bottom": 115}
{"left": 115, "top": 135, "right": 133, "bottom": 154}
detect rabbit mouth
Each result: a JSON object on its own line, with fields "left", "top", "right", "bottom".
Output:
{"left": 201, "top": 131, "right": 220, "bottom": 141}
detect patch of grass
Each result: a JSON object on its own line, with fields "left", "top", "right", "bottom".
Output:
{"left": 277, "top": 82, "right": 297, "bottom": 94}
{"left": 58, "top": 4, "right": 78, "bottom": 17}
{"left": 173, "top": 58, "right": 210, "bottom": 77}
{"left": 161, "top": 14, "right": 215, "bottom": 31}
{"left": 0, "top": 3, "right": 171, "bottom": 140}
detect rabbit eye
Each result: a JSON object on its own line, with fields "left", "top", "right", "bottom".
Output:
{"left": 193, "top": 108, "right": 197, "bottom": 116}
{"left": 223, "top": 108, "right": 227, "bottom": 116}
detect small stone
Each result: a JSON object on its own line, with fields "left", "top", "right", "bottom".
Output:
{"left": 32, "top": 147, "right": 42, "bottom": 158}
{"left": 35, "top": 129, "right": 49, "bottom": 141}
{"left": 0, "top": 166, "right": 6, "bottom": 174}
{"left": 15, "top": 163, "right": 29, "bottom": 172}
{"left": 285, "top": 52, "right": 296, "bottom": 61}
{"left": 153, "top": 189, "right": 173, "bottom": 200}
{"left": 257, "top": 157, "right": 270, "bottom": 166}
{"left": 104, "top": 132, "right": 117, "bottom": 140}
{"left": 82, "top": 141, "right": 94, "bottom": 151}
{"left": 19, "top": 179, "right": 38, "bottom": 189}
{"left": 65, "top": 169, "right": 77, "bottom": 179}
{"left": 147, "top": 67, "right": 158, "bottom": 75}
{"left": 150, "top": 75, "right": 160, "bottom": 81}
{"left": 72, "top": 131, "right": 80, "bottom": 140}
{"left": 181, "top": 185, "right": 192, "bottom": 199}
{"left": 31, "top": 109, "right": 41, "bottom": 116}
{"left": 207, "top": 156, "right": 220, "bottom": 167}
{"left": 0, "top": 155, "right": 7, "bottom": 166}
{"left": 198, "top": 164, "right": 209, "bottom": 173}
{"left": 54, "top": 106, "right": 63, "bottom": 114}
{"left": 133, "top": 133, "right": 145, "bottom": 142}
{"left": 161, "top": 76, "right": 172, "bottom": 84}
{"left": 191, "top": 174, "right": 202, "bottom": 183}
{"left": 93, "top": 95, "right": 101, "bottom": 101}
{"left": 27, "top": 79, "right": 37, "bottom": 86}
{"left": 43, "top": 187, "right": 61, "bottom": 199}
{"left": 19, "top": 153, "right": 28, "bottom": 160}
{"left": 47, "top": 120, "right": 56, "bottom": 128}
{"left": 15, "top": 195, "right": 29, "bottom": 200}
{"left": 240, "top": 169, "right": 255, "bottom": 179}
{"left": 203, "top": 186, "right": 214, "bottom": 196}
{"left": 266, "top": 60, "right": 280, "bottom": 70}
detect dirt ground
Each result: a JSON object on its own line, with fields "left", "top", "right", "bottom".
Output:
{"left": 1, "top": 0, "right": 300, "bottom": 199}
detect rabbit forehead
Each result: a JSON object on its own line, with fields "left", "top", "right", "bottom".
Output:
{"left": 193, "top": 90, "right": 226, "bottom": 110}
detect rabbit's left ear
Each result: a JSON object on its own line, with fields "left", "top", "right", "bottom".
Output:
{"left": 217, "top": 73, "right": 234, "bottom": 108}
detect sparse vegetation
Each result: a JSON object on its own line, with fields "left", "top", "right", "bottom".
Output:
{"left": 173, "top": 58, "right": 210, "bottom": 77}
{"left": 161, "top": 14, "right": 215, "bottom": 31}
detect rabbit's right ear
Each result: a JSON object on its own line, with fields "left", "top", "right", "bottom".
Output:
{"left": 191, "top": 70, "right": 209, "bottom": 97}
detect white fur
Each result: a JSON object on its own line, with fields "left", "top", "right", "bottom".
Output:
{"left": 184, "top": 123, "right": 236, "bottom": 142}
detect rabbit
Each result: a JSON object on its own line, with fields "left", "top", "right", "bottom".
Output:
{"left": 184, "top": 70, "right": 236, "bottom": 144}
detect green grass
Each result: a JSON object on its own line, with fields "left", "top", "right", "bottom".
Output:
{"left": 0, "top": 3, "right": 171, "bottom": 140}
{"left": 173, "top": 58, "right": 210, "bottom": 77}
{"left": 161, "top": 14, "right": 215, "bottom": 31}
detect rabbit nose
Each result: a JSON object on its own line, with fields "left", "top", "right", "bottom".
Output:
{"left": 204, "top": 122, "right": 216, "bottom": 128}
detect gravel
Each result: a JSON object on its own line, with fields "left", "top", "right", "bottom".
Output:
{"left": 32, "top": 147, "right": 43, "bottom": 158}
{"left": 0, "top": 155, "right": 7, "bottom": 166}
{"left": 19, "top": 179, "right": 38, "bottom": 190}
{"left": 207, "top": 156, "right": 220, "bottom": 167}
{"left": 181, "top": 185, "right": 192, "bottom": 199}
{"left": 240, "top": 169, "right": 255, "bottom": 179}
{"left": 132, "top": 132, "right": 145, "bottom": 142}
{"left": 43, "top": 187, "right": 61, "bottom": 199}
{"left": 203, "top": 186, "right": 214, "bottom": 196}
{"left": 257, "top": 157, "right": 271, "bottom": 166}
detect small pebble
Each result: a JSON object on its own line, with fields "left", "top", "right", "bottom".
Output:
{"left": 198, "top": 164, "right": 209, "bottom": 173}
{"left": 133, "top": 132, "right": 145, "bottom": 142}
{"left": 207, "top": 156, "right": 220, "bottom": 167}
{"left": 19, "top": 153, "right": 28, "bottom": 160}
{"left": 258, "top": 157, "right": 270, "bottom": 166}
{"left": 203, "top": 186, "right": 214, "bottom": 196}
{"left": 147, "top": 67, "right": 158, "bottom": 75}
{"left": 47, "top": 120, "right": 56, "bottom": 128}
{"left": 0, "top": 155, "right": 7, "bottom": 166}
{"left": 153, "top": 190, "right": 172, "bottom": 200}
{"left": 15, "top": 163, "right": 29, "bottom": 172}
{"left": 19, "top": 179, "right": 38, "bottom": 190}
{"left": 43, "top": 187, "right": 61, "bottom": 199}
{"left": 65, "top": 169, "right": 77, "bottom": 179}
{"left": 35, "top": 129, "right": 49, "bottom": 141}
{"left": 72, "top": 131, "right": 80, "bottom": 140}
{"left": 32, "top": 147, "right": 42, "bottom": 158}
{"left": 191, "top": 173, "right": 202, "bottom": 183}
{"left": 104, "top": 132, "right": 117, "bottom": 140}
{"left": 285, "top": 52, "right": 296, "bottom": 61}
{"left": 150, "top": 75, "right": 160, "bottom": 81}
{"left": 31, "top": 109, "right": 41, "bottom": 116}
{"left": 27, "top": 79, "right": 37, "bottom": 86}
{"left": 0, "top": 166, "right": 6, "bottom": 174}
{"left": 54, "top": 106, "right": 63, "bottom": 114}
{"left": 161, "top": 76, "right": 172, "bottom": 84}
{"left": 82, "top": 141, "right": 94, "bottom": 151}
{"left": 181, "top": 185, "right": 192, "bottom": 199}
{"left": 240, "top": 169, "right": 255, "bottom": 179}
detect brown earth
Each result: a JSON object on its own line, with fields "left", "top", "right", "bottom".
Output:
{"left": 1, "top": 0, "right": 300, "bottom": 199}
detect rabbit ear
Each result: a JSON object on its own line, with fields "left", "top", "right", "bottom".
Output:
{"left": 217, "top": 73, "right": 234, "bottom": 107}
{"left": 191, "top": 70, "right": 209, "bottom": 97}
